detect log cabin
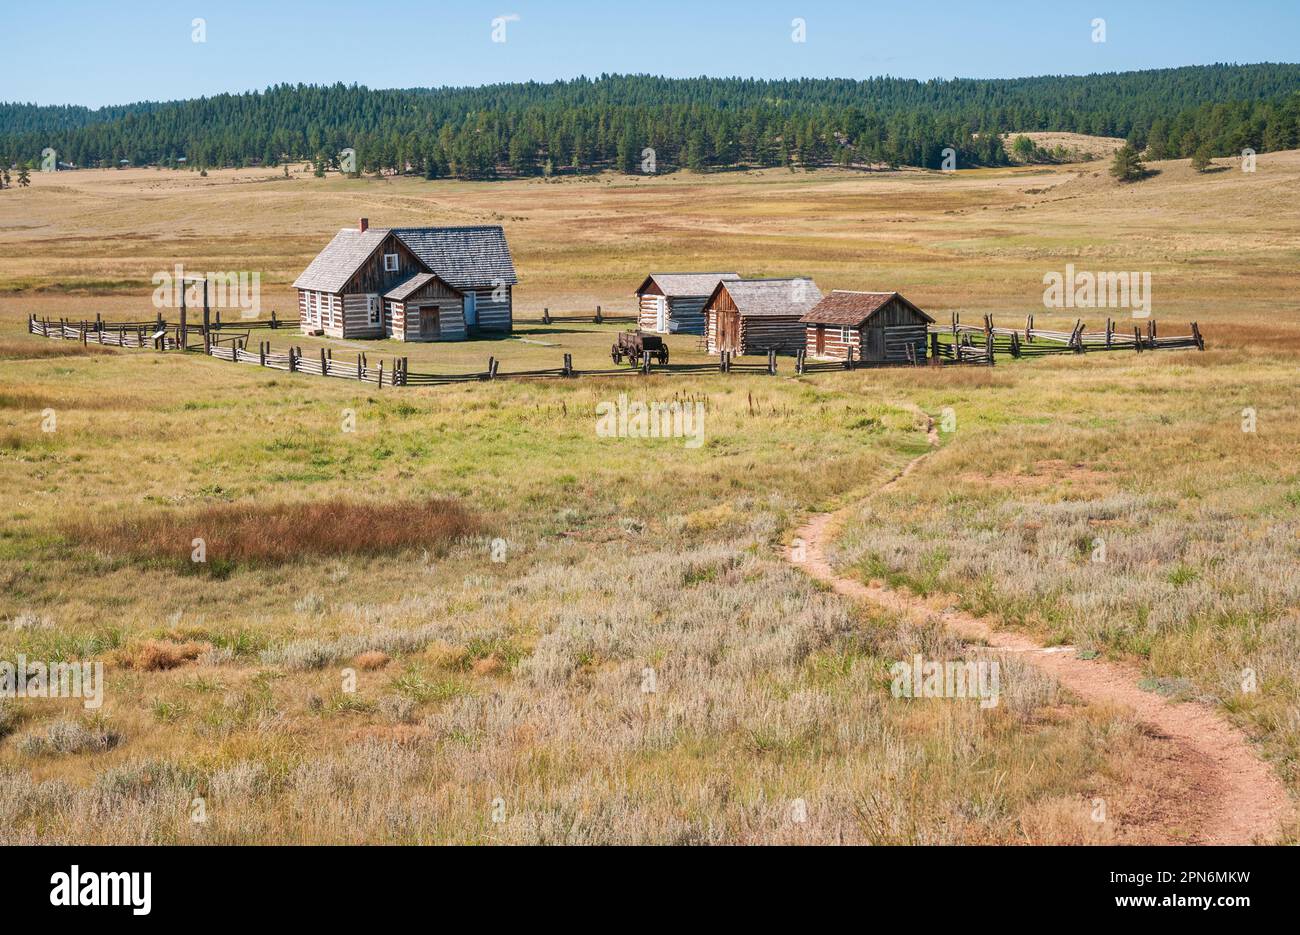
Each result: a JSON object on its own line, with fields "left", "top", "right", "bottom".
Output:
{"left": 635, "top": 272, "right": 740, "bottom": 334}
{"left": 293, "top": 219, "right": 516, "bottom": 341}
{"left": 801, "top": 291, "right": 934, "bottom": 363}
{"left": 704, "top": 278, "right": 823, "bottom": 355}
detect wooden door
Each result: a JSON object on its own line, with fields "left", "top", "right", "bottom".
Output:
{"left": 420, "top": 306, "right": 439, "bottom": 338}
{"left": 815, "top": 325, "right": 825, "bottom": 356}
{"left": 655, "top": 296, "right": 667, "bottom": 332}
{"left": 723, "top": 310, "right": 739, "bottom": 352}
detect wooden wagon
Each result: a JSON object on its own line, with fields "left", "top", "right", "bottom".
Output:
{"left": 611, "top": 330, "right": 669, "bottom": 366}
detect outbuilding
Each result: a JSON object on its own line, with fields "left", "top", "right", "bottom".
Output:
{"left": 704, "top": 278, "right": 823, "bottom": 355}
{"left": 635, "top": 272, "right": 740, "bottom": 334}
{"left": 801, "top": 291, "right": 934, "bottom": 363}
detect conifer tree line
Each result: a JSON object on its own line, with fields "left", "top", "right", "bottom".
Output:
{"left": 2, "top": 65, "right": 1297, "bottom": 177}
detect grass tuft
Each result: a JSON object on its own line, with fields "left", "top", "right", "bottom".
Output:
{"left": 66, "top": 497, "right": 483, "bottom": 569}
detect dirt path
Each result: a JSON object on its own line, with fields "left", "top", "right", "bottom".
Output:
{"left": 787, "top": 408, "right": 1287, "bottom": 845}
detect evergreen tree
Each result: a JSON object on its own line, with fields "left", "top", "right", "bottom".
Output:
{"left": 1110, "top": 144, "right": 1146, "bottom": 182}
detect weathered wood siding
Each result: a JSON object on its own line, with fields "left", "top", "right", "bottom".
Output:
{"left": 298, "top": 289, "right": 340, "bottom": 335}
{"left": 805, "top": 323, "right": 862, "bottom": 360}
{"left": 339, "top": 233, "right": 425, "bottom": 297}
{"left": 341, "top": 293, "right": 383, "bottom": 339}
{"left": 704, "top": 288, "right": 738, "bottom": 354}
{"left": 639, "top": 290, "right": 708, "bottom": 335}
{"left": 463, "top": 285, "right": 512, "bottom": 332}
{"left": 386, "top": 279, "right": 466, "bottom": 342}
{"left": 739, "top": 316, "right": 805, "bottom": 355}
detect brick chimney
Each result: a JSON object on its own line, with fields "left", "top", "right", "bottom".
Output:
{"left": 359, "top": 217, "right": 369, "bottom": 232}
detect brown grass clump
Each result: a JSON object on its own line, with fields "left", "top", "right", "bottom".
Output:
{"left": 0, "top": 338, "right": 114, "bottom": 360}
{"left": 117, "top": 639, "right": 209, "bottom": 671}
{"left": 69, "top": 498, "right": 482, "bottom": 568}
{"left": 354, "top": 651, "right": 390, "bottom": 670}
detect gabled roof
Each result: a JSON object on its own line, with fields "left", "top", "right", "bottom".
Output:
{"left": 292, "top": 228, "right": 395, "bottom": 292}
{"left": 801, "top": 291, "right": 935, "bottom": 326}
{"left": 383, "top": 271, "right": 461, "bottom": 302}
{"left": 635, "top": 272, "right": 741, "bottom": 298}
{"left": 390, "top": 226, "right": 517, "bottom": 289}
{"left": 711, "top": 278, "right": 823, "bottom": 318}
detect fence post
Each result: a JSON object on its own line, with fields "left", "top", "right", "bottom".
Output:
{"left": 795, "top": 348, "right": 805, "bottom": 374}
{"left": 289, "top": 346, "right": 298, "bottom": 372}
{"left": 1133, "top": 326, "right": 1142, "bottom": 353}
{"left": 271, "top": 310, "right": 278, "bottom": 329}
{"left": 594, "top": 305, "right": 603, "bottom": 324}
{"left": 357, "top": 354, "right": 363, "bottom": 380}
{"left": 486, "top": 356, "right": 496, "bottom": 380}
{"left": 1192, "top": 322, "right": 1204, "bottom": 351}
{"left": 490, "top": 358, "right": 500, "bottom": 380}
{"left": 259, "top": 341, "right": 266, "bottom": 366}
{"left": 845, "top": 346, "right": 855, "bottom": 370}
{"left": 563, "top": 352, "right": 573, "bottom": 377}
{"left": 320, "top": 348, "right": 327, "bottom": 375}
{"left": 767, "top": 349, "right": 776, "bottom": 374}
{"left": 1105, "top": 317, "right": 1113, "bottom": 348}
{"left": 377, "top": 360, "right": 384, "bottom": 387}
{"left": 543, "top": 307, "right": 551, "bottom": 325}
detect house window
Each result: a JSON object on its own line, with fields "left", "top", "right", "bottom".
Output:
{"left": 367, "top": 294, "right": 381, "bottom": 327}
{"left": 383, "top": 253, "right": 399, "bottom": 272}
{"left": 312, "top": 292, "right": 323, "bottom": 325}
{"left": 840, "top": 326, "right": 851, "bottom": 343}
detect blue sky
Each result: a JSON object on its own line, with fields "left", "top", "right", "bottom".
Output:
{"left": 3, "top": 0, "right": 1298, "bottom": 107}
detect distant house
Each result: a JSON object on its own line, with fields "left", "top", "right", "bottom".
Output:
{"left": 292, "top": 219, "right": 516, "bottom": 341}
{"left": 704, "top": 278, "right": 823, "bottom": 355}
{"left": 801, "top": 291, "right": 934, "bottom": 363}
{"left": 635, "top": 272, "right": 740, "bottom": 335}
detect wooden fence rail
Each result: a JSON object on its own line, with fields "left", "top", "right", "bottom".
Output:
{"left": 27, "top": 310, "right": 1204, "bottom": 389}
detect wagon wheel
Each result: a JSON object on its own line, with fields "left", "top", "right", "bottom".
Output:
{"left": 611, "top": 346, "right": 621, "bottom": 365}
{"left": 659, "top": 348, "right": 670, "bottom": 365}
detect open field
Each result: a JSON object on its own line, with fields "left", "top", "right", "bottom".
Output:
{"left": 1, "top": 151, "right": 1298, "bottom": 843}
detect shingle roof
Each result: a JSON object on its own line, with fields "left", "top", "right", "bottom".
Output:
{"left": 801, "top": 291, "right": 934, "bottom": 326}
{"left": 292, "top": 228, "right": 393, "bottom": 292}
{"left": 719, "top": 278, "right": 823, "bottom": 318}
{"left": 384, "top": 272, "right": 461, "bottom": 302}
{"left": 637, "top": 272, "right": 741, "bottom": 298}
{"left": 390, "top": 226, "right": 517, "bottom": 289}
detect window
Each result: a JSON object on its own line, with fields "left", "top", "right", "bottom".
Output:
{"left": 383, "top": 253, "right": 399, "bottom": 272}
{"left": 367, "top": 294, "right": 381, "bottom": 327}
{"left": 312, "top": 292, "right": 322, "bottom": 325}
{"left": 839, "top": 326, "right": 851, "bottom": 343}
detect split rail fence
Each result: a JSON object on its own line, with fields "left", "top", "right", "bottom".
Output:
{"left": 27, "top": 309, "right": 1205, "bottom": 389}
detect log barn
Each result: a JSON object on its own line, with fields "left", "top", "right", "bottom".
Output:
{"left": 634, "top": 272, "right": 740, "bottom": 334}
{"left": 801, "top": 291, "right": 934, "bottom": 363}
{"left": 293, "top": 219, "right": 516, "bottom": 341}
{"left": 704, "top": 278, "right": 823, "bottom": 355}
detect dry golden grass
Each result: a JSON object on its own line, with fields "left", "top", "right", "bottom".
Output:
{"left": 1, "top": 153, "right": 1297, "bottom": 844}
{"left": 116, "top": 639, "right": 209, "bottom": 671}
{"left": 67, "top": 498, "right": 483, "bottom": 568}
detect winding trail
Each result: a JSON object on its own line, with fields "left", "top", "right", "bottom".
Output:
{"left": 787, "top": 405, "right": 1287, "bottom": 845}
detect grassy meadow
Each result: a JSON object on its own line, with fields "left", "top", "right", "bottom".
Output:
{"left": 0, "top": 149, "right": 1297, "bottom": 843}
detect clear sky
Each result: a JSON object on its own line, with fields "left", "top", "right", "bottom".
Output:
{"left": 3, "top": 0, "right": 1298, "bottom": 108}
